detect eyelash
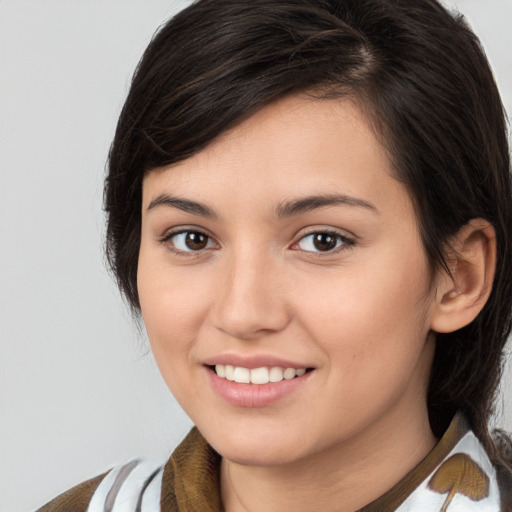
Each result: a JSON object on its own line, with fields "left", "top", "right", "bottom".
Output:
{"left": 159, "top": 230, "right": 217, "bottom": 258}
{"left": 159, "top": 228, "right": 355, "bottom": 258}
{"left": 294, "top": 230, "right": 355, "bottom": 256}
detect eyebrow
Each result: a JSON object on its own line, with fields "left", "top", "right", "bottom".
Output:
{"left": 147, "top": 194, "right": 217, "bottom": 218}
{"left": 275, "top": 193, "right": 378, "bottom": 217}
{"left": 146, "top": 192, "right": 378, "bottom": 218}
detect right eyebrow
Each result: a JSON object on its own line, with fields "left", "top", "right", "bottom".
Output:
{"left": 146, "top": 194, "right": 218, "bottom": 219}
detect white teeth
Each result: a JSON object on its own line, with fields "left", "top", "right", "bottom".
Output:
{"left": 214, "top": 364, "right": 307, "bottom": 384}
{"left": 269, "top": 367, "right": 284, "bottom": 382}
{"left": 225, "top": 365, "right": 235, "bottom": 381}
{"left": 250, "top": 367, "right": 269, "bottom": 384}
{"left": 233, "top": 367, "right": 250, "bottom": 383}
{"left": 283, "top": 368, "right": 296, "bottom": 380}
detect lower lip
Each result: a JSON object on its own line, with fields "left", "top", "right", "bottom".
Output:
{"left": 205, "top": 367, "right": 313, "bottom": 408}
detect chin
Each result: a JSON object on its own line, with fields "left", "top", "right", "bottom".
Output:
{"left": 217, "top": 441, "right": 304, "bottom": 467}
{"left": 199, "top": 422, "right": 313, "bottom": 467}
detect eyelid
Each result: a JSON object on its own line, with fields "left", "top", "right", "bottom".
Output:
{"left": 159, "top": 224, "right": 215, "bottom": 241}
{"left": 291, "top": 228, "right": 356, "bottom": 256}
{"left": 158, "top": 226, "right": 356, "bottom": 258}
{"left": 159, "top": 227, "right": 219, "bottom": 257}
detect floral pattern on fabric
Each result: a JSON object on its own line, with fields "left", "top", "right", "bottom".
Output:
{"left": 394, "top": 431, "right": 501, "bottom": 511}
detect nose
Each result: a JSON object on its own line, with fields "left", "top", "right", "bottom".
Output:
{"left": 210, "top": 249, "right": 291, "bottom": 341}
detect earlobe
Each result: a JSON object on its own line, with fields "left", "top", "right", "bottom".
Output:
{"left": 430, "top": 219, "right": 496, "bottom": 334}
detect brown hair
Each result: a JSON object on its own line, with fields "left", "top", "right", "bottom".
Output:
{"left": 105, "top": 0, "right": 512, "bottom": 464}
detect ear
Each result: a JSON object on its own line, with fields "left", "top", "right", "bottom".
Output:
{"left": 430, "top": 219, "right": 496, "bottom": 333}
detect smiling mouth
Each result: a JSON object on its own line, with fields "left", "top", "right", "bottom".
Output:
{"left": 212, "top": 364, "right": 312, "bottom": 385}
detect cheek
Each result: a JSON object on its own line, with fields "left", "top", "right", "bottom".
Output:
{"left": 137, "top": 250, "right": 212, "bottom": 367}
{"left": 294, "top": 243, "right": 433, "bottom": 368}
{"left": 138, "top": 263, "right": 211, "bottom": 409}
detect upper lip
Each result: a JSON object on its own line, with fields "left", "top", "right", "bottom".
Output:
{"left": 202, "top": 353, "right": 313, "bottom": 370}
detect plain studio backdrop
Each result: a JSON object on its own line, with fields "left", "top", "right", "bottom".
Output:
{"left": 0, "top": 1, "right": 510, "bottom": 510}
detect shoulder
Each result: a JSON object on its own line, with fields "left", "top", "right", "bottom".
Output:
{"left": 35, "top": 471, "right": 108, "bottom": 512}
{"left": 35, "top": 460, "right": 165, "bottom": 512}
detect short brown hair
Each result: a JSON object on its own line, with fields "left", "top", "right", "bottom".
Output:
{"left": 105, "top": 0, "right": 512, "bottom": 461}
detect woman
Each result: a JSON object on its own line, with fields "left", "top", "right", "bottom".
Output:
{"left": 37, "top": 0, "right": 512, "bottom": 510}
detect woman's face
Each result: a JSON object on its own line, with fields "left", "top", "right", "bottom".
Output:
{"left": 138, "top": 95, "right": 438, "bottom": 466}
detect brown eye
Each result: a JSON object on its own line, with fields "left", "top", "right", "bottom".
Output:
{"left": 312, "top": 233, "right": 338, "bottom": 251}
{"left": 184, "top": 231, "right": 208, "bottom": 250}
{"left": 167, "top": 230, "right": 215, "bottom": 252}
{"left": 296, "top": 231, "right": 350, "bottom": 253}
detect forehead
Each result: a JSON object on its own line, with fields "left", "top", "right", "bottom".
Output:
{"left": 142, "top": 94, "right": 412, "bottom": 221}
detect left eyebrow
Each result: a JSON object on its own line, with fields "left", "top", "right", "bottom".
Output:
{"left": 274, "top": 193, "right": 378, "bottom": 218}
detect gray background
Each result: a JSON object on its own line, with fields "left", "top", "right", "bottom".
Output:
{"left": 0, "top": 1, "right": 510, "bottom": 510}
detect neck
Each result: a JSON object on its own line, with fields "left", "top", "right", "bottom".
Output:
{"left": 221, "top": 401, "right": 437, "bottom": 512}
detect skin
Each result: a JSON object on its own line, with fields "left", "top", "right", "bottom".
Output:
{"left": 138, "top": 95, "right": 442, "bottom": 512}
